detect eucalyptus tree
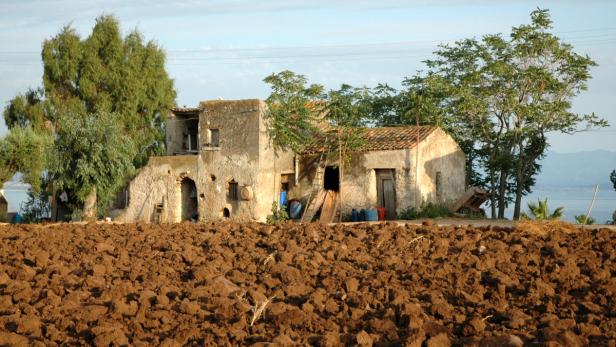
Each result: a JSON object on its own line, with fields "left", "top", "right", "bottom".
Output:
{"left": 2, "top": 15, "right": 175, "bottom": 219}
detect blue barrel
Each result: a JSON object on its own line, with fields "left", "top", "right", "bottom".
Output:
{"left": 288, "top": 200, "right": 302, "bottom": 219}
{"left": 279, "top": 191, "right": 288, "bottom": 208}
{"left": 359, "top": 209, "right": 366, "bottom": 221}
{"left": 365, "top": 209, "right": 379, "bottom": 221}
{"left": 351, "top": 209, "right": 359, "bottom": 222}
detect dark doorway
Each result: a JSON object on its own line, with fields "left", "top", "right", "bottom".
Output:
{"left": 181, "top": 177, "right": 198, "bottom": 221}
{"left": 376, "top": 169, "right": 396, "bottom": 220}
{"left": 323, "top": 166, "right": 340, "bottom": 191}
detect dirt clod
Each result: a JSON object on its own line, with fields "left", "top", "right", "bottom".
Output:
{"left": 0, "top": 222, "right": 614, "bottom": 345}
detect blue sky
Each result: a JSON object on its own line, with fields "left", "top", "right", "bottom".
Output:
{"left": 1, "top": 0, "right": 615, "bottom": 152}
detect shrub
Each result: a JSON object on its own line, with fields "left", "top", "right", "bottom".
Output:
{"left": 266, "top": 202, "right": 288, "bottom": 224}
{"left": 398, "top": 201, "right": 450, "bottom": 220}
{"left": 574, "top": 214, "right": 595, "bottom": 225}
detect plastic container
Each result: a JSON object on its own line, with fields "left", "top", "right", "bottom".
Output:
{"left": 288, "top": 200, "right": 302, "bottom": 219}
{"left": 359, "top": 209, "right": 366, "bottom": 222}
{"left": 351, "top": 209, "right": 359, "bottom": 222}
{"left": 377, "top": 207, "right": 386, "bottom": 221}
{"left": 365, "top": 209, "right": 379, "bottom": 221}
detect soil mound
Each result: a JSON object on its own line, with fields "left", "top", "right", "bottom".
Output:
{"left": 0, "top": 222, "right": 615, "bottom": 346}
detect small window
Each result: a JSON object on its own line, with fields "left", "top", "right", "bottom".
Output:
{"left": 210, "top": 129, "right": 220, "bottom": 147}
{"left": 228, "top": 180, "right": 239, "bottom": 201}
{"left": 435, "top": 171, "right": 442, "bottom": 200}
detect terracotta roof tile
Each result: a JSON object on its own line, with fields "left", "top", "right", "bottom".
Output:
{"left": 303, "top": 126, "right": 436, "bottom": 154}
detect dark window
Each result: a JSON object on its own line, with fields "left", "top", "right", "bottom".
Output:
{"left": 324, "top": 166, "right": 340, "bottom": 191}
{"left": 210, "top": 129, "right": 220, "bottom": 147}
{"left": 228, "top": 180, "right": 239, "bottom": 201}
{"left": 185, "top": 119, "right": 199, "bottom": 152}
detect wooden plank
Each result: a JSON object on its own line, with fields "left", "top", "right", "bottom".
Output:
{"left": 319, "top": 191, "right": 338, "bottom": 223}
{"left": 302, "top": 189, "right": 327, "bottom": 222}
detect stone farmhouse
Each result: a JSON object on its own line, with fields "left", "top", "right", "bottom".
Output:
{"left": 113, "top": 99, "right": 466, "bottom": 223}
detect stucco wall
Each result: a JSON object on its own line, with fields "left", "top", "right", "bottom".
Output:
{"left": 119, "top": 99, "right": 297, "bottom": 223}
{"left": 196, "top": 99, "right": 266, "bottom": 222}
{"left": 115, "top": 155, "right": 198, "bottom": 222}
{"left": 292, "top": 128, "right": 466, "bottom": 218}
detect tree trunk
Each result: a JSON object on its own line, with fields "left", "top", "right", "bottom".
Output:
{"left": 513, "top": 164, "right": 526, "bottom": 220}
{"left": 497, "top": 168, "right": 508, "bottom": 219}
{"left": 83, "top": 186, "right": 97, "bottom": 222}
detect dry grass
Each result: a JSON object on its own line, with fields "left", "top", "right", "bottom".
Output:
{"left": 250, "top": 296, "right": 275, "bottom": 327}
{"left": 516, "top": 220, "right": 581, "bottom": 236}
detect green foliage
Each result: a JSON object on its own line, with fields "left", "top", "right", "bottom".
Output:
{"left": 2, "top": 14, "right": 175, "bottom": 219}
{"left": 266, "top": 202, "right": 289, "bottom": 224}
{"left": 610, "top": 170, "right": 616, "bottom": 191}
{"left": 50, "top": 112, "right": 136, "bottom": 214}
{"left": 263, "top": 70, "right": 324, "bottom": 153}
{"left": 521, "top": 198, "right": 564, "bottom": 220}
{"left": 398, "top": 202, "right": 451, "bottom": 220}
{"left": 0, "top": 127, "right": 53, "bottom": 193}
{"left": 574, "top": 214, "right": 595, "bottom": 225}
{"left": 368, "top": 9, "right": 607, "bottom": 219}
{"left": 20, "top": 177, "right": 52, "bottom": 223}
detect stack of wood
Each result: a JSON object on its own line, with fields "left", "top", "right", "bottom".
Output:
{"left": 301, "top": 189, "right": 339, "bottom": 223}
{"left": 449, "top": 187, "right": 489, "bottom": 215}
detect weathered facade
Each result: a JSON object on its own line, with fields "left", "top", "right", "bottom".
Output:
{"left": 116, "top": 99, "right": 466, "bottom": 223}
{"left": 293, "top": 127, "right": 466, "bottom": 219}
{"left": 115, "top": 99, "right": 293, "bottom": 223}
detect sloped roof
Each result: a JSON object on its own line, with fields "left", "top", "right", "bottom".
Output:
{"left": 302, "top": 126, "right": 437, "bottom": 154}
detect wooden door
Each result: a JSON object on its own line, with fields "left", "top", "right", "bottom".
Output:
{"left": 376, "top": 169, "right": 396, "bottom": 220}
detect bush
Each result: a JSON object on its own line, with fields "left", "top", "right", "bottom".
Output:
{"left": 574, "top": 214, "right": 595, "bottom": 225}
{"left": 398, "top": 201, "right": 450, "bottom": 220}
{"left": 266, "top": 202, "right": 288, "bottom": 224}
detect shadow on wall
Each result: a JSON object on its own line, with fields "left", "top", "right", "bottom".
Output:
{"left": 423, "top": 151, "right": 466, "bottom": 206}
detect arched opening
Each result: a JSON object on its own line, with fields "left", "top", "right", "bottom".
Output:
{"left": 222, "top": 208, "right": 230, "bottom": 218}
{"left": 180, "top": 177, "right": 198, "bottom": 221}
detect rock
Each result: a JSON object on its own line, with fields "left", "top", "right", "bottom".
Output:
{"left": 426, "top": 332, "right": 450, "bottom": 347}
{"left": 318, "top": 332, "right": 341, "bottom": 347}
{"left": 356, "top": 330, "right": 373, "bottom": 347}
{"left": 480, "top": 335, "right": 524, "bottom": 347}
{"left": 0, "top": 332, "right": 29, "bottom": 346}
{"left": 345, "top": 278, "right": 359, "bottom": 293}
{"left": 95, "top": 243, "right": 115, "bottom": 253}
{"left": 463, "top": 317, "right": 485, "bottom": 336}
{"left": 93, "top": 329, "right": 129, "bottom": 347}
{"left": 179, "top": 300, "right": 200, "bottom": 315}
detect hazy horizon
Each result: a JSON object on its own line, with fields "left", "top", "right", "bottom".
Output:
{"left": 1, "top": 0, "right": 615, "bottom": 152}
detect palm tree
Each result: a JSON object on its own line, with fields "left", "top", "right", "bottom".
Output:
{"left": 521, "top": 198, "right": 564, "bottom": 220}
{"left": 574, "top": 214, "right": 595, "bottom": 225}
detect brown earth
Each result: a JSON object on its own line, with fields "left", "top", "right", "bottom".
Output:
{"left": 0, "top": 221, "right": 615, "bottom": 346}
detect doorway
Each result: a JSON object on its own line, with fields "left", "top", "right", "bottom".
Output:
{"left": 376, "top": 169, "right": 396, "bottom": 220}
{"left": 180, "top": 177, "right": 198, "bottom": 221}
{"left": 323, "top": 166, "right": 340, "bottom": 191}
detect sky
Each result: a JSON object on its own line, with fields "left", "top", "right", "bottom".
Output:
{"left": 0, "top": 0, "right": 615, "bottom": 152}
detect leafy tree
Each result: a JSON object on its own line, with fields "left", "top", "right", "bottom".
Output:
{"left": 50, "top": 112, "right": 136, "bottom": 220}
{"left": 2, "top": 15, "right": 175, "bottom": 218}
{"left": 521, "top": 198, "right": 564, "bottom": 220}
{"left": 263, "top": 70, "right": 324, "bottom": 153}
{"left": 0, "top": 127, "right": 53, "bottom": 193}
{"left": 263, "top": 72, "right": 370, "bottom": 221}
{"left": 574, "top": 214, "right": 595, "bottom": 225}
{"left": 610, "top": 170, "right": 616, "bottom": 191}
{"left": 391, "top": 9, "right": 607, "bottom": 219}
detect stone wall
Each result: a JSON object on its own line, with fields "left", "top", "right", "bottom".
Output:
{"left": 118, "top": 99, "right": 296, "bottom": 223}
{"left": 291, "top": 128, "right": 466, "bottom": 218}
{"left": 114, "top": 156, "right": 198, "bottom": 222}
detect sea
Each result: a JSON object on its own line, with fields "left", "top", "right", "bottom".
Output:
{"left": 3, "top": 184, "right": 615, "bottom": 224}
{"left": 505, "top": 184, "right": 615, "bottom": 224}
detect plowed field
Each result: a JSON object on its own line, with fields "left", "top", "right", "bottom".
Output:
{"left": 0, "top": 221, "right": 615, "bottom": 346}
